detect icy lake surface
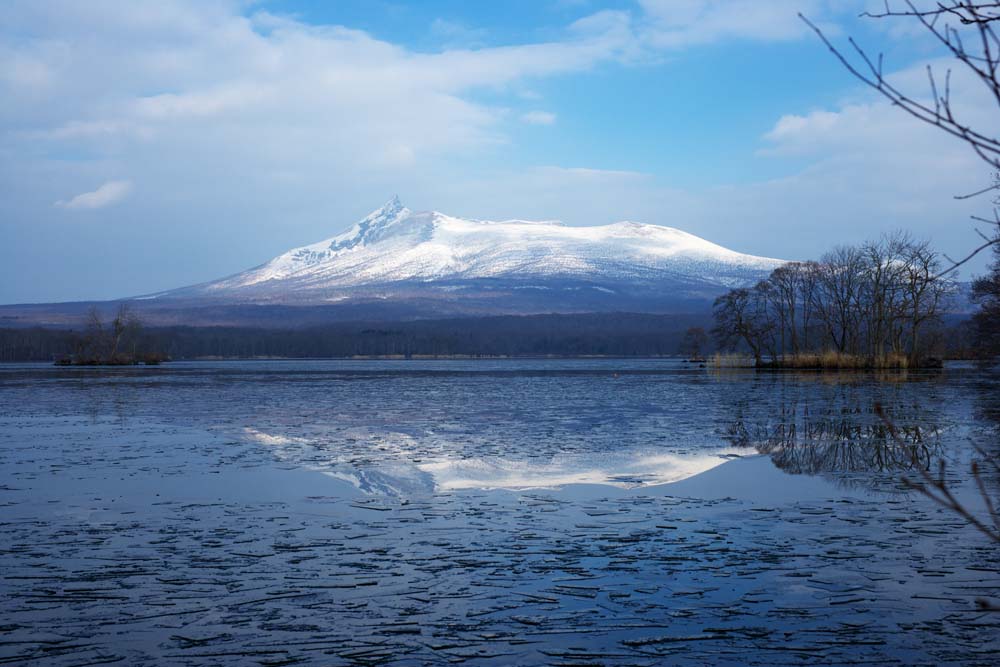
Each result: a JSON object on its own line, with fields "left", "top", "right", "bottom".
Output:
{"left": 1, "top": 359, "right": 998, "bottom": 665}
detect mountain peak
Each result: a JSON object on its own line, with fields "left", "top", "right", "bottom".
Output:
{"left": 364, "top": 195, "right": 404, "bottom": 222}
{"left": 186, "top": 199, "right": 786, "bottom": 300}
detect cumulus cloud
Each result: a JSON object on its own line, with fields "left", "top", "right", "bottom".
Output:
{"left": 0, "top": 2, "right": 636, "bottom": 177}
{"left": 0, "top": 1, "right": 869, "bottom": 187}
{"left": 55, "top": 180, "right": 132, "bottom": 210}
{"left": 739, "top": 68, "right": 992, "bottom": 266}
{"left": 0, "top": 1, "right": 862, "bottom": 171}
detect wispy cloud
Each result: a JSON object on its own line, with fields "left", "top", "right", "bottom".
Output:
{"left": 428, "top": 18, "right": 488, "bottom": 48}
{"left": 521, "top": 110, "right": 557, "bottom": 125}
{"left": 637, "top": 0, "right": 850, "bottom": 48}
{"left": 55, "top": 180, "right": 132, "bottom": 210}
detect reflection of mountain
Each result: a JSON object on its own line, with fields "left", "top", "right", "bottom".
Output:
{"left": 242, "top": 426, "right": 738, "bottom": 495}
{"left": 416, "top": 451, "right": 738, "bottom": 491}
{"left": 325, "top": 465, "right": 436, "bottom": 496}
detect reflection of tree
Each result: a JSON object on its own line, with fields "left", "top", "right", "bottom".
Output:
{"left": 721, "top": 370, "right": 999, "bottom": 608}
{"left": 878, "top": 401, "right": 1000, "bottom": 611}
{"left": 723, "top": 400, "right": 942, "bottom": 477}
{"left": 973, "top": 371, "right": 1000, "bottom": 435}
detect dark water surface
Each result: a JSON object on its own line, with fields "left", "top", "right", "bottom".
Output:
{"left": 1, "top": 360, "right": 998, "bottom": 665}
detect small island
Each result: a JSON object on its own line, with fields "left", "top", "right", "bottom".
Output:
{"left": 55, "top": 305, "right": 167, "bottom": 366}
{"left": 711, "top": 234, "right": 956, "bottom": 370}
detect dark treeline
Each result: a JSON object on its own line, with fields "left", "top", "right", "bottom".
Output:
{"left": 712, "top": 234, "right": 955, "bottom": 368}
{"left": 0, "top": 327, "right": 78, "bottom": 362}
{"left": 0, "top": 312, "right": 711, "bottom": 361}
{"left": 972, "top": 242, "right": 1000, "bottom": 357}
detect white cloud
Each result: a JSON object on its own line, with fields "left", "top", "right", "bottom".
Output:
{"left": 759, "top": 58, "right": 993, "bottom": 180}
{"left": 637, "top": 0, "right": 853, "bottom": 49}
{"left": 0, "top": 0, "right": 993, "bottom": 301}
{"left": 740, "top": 67, "right": 993, "bottom": 268}
{"left": 425, "top": 58, "right": 993, "bottom": 272}
{"left": 0, "top": 1, "right": 872, "bottom": 184}
{"left": 521, "top": 110, "right": 557, "bottom": 125}
{"left": 55, "top": 180, "right": 132, "bottom": 210}
{"left": 0, "top": 1, "right": 642, "bottom": 186}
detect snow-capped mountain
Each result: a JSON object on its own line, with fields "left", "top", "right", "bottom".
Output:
{"left": 160, "top": 196, "right": 784, "bottom": 310}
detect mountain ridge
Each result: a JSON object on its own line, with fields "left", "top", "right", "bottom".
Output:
{"left": 0, "top": 198, "right": 788, "bottom": 327}
{"left": 155, "top": 197, "right": 785, "bottom": 304}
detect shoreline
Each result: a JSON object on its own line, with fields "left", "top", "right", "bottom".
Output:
{"left": 0, "top": 354, "right": 985, "bottom": 365}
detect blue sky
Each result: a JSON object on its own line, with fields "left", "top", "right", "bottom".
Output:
{"left": 0, "top": 0, "right": 993, "bottom": 302}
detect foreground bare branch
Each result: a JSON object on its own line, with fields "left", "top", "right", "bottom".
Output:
{"left": 801, "top": 1, "right": 1000, "bottom": 270}
{"left": 875, "top": 402, "right": 999, "bottom": 610}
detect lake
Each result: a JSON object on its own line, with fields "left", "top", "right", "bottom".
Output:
{"left": 1, "top": 359, "right": 998, "bottom": 665}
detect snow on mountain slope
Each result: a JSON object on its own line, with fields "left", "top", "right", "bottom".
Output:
{"left": 178, "top": 197, "right": 785, "bottom": 303}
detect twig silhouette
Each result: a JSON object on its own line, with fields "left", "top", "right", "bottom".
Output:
{"left": 875, "top": 402, "right": 999, "bottom": 610}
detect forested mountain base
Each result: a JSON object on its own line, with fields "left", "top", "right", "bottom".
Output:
{"left": 0, "top": 313, "right": 712, "bottom": 361}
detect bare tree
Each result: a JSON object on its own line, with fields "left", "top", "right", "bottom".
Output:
{"left": 82, "top": 305, "right": 106, "bottom": 364}
{"left": 801, "top": 1, "right": 1000, "bottom": 272}
{"left": 798, "top": 261, "right": 822, "bottom": 352}
{"left": 713, "top": 236, "right": 950, "bottom": 366}
{"left": 108, "top": 303, "right": 142, "bottom": 363}
{"left": 971, "top": 242, "right": 1000, "bottom": 351}
{"left": 860, "top": 233, "right": 909, "bottom": 359}
{"left": 814, "top": 245, "right": 866, "bottom": 354}
{"left": 679, "top": 326, "right": 709, "bottom": 360}
{"left": 72, "top": 304, "right": 147, "bottom": 365}
{"left": 711, "top": 287, "right": 773, "bottom": 365}
{"left": 769, "top": 264, "right": 801, "bottom": 357}
{"left": 901, "top": 238, "right": 953, "bottom": 361}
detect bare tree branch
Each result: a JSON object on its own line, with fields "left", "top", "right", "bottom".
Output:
{"left": 801, "top": 2, "right": 1000, "bottom": 272}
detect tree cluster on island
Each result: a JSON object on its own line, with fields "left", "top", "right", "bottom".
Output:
{"left": 57, "top": 304, "right": 167, "bottom": 366}
{"left": 711, "top": 234, "right": 954, "bottom": 369}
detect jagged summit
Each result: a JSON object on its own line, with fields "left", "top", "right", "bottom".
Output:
{"left": 156, "top": 198, "right": 786, "bottom": 309}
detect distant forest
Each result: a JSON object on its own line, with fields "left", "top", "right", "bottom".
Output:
{"left": 0, "top": 313, "right": 720, "bottom": 361}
